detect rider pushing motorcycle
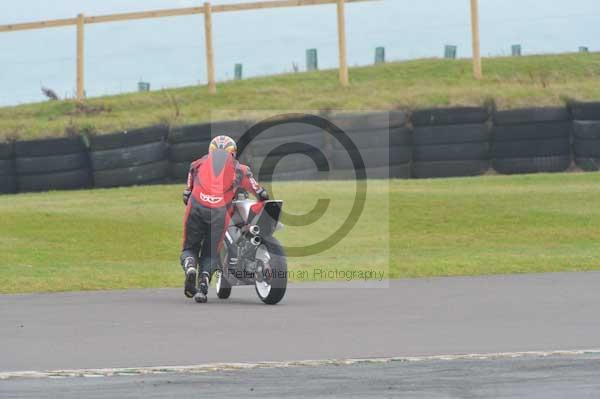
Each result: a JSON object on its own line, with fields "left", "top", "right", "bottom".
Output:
{"left": 181, "top": 135, "right": 269, "bottom": 303}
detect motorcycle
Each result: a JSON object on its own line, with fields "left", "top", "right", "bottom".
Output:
{"left": 212, "top": 193, "right": 287, "bottom": 305}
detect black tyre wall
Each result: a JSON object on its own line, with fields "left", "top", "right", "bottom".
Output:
{"left": 0, "top": 143, "right": 14, "bottom": 175}
{"left": 91, "top": 141, "right": 167, "bottom": 171}
{"left": 14, "top": 136, "right": 91, "bottom": 192}
{"left": 493, "top": 107, "right": 570, "bottom": 125}
{"left": 4, "top": 105, "right": 595, "bottom": 193}
{"left": 411, "top": 107, "right": 488, "bottom": 126}
{"left": 93, "top": 161, "right": 169, "bottom": 188}
{"left": 575, "top": 158, "right": 600, "bottom": 172}
{"left": 244, "top": 112, "right": 411, "bottom": 181}
{"left": 570, "top": 102, "right": 600, "bottom": 121}
{"left": 0, "top": 175, "right": 17, "bottom": 194}
{"left": 573, "top": 119, "right": 600, "bottom": 171}
{"left": 411, "top": 123, "right": 490, "bottom": 178}
{"left": 493, "top": 122, "right": 571, "bottom": 141}
{"left": 16, "top": 152, "right": 88, "bottom": 175}
{"left": 168, "top": 120, "right": 248, "bottom": 180}
{"left": 252, "top": 151, "right": 323, "bottom": 174}
{"left": 332, "top": 127, "right": 411, "bottom": 150}
{"left": 246, "top": 119, "right": 322, "bottom": 138}
{"left": 89, "top": 125, "right": 168, "bottom": 151}
{"left": 413, "top": 124, "right": 490, "bottom": 145}
{"left": 169, "top": 123, "right": 213, "bottom": 145}
{"left": 328, "top": 111, "right": 407, "bottom": 131}
{"left": 0, "top": 143, "right": 16, "bottom": 194}
{"left": 492, "top": 110, "right": 572, "bottom": 175}
{"left": 15, "top": 136, "right": 86, "bottom": 157}
{"left": 574, "top": 121, "right": 600, "bottom": 140}
{"left": 17, "top": 169, "right": 91, "bottom": 192}
{"left": 90, "top": 128, "right": 168, "bottom": 187}
{"left": 330, "top": 145, "right": 411, "bottom": 179}
{"left": 169, "top": 141, "right": 210, "bottom": 163}
{"left": 169, "top": 120, "right": 248, "bottom": 144}
{"left": 574, "top": 135, "right": 600, "bottom": 158}
{"left": 326, "top": 120, "right": 411, "bottom": 180}
{"left": 413, "top": 142, "right": 489, "bottom": 162}
{"left": 332, "top": 146, "right": 411, "bottom": 170}
{"left": 0, "top": 142, "right": 14, "bottom": 160}
{"left": 493, "top": 157, "right": 571, "bottom": 175}
{"left": 493, "top": 138, "right": 570, "bottom": 159}
{"left": 169, "top": 162, "right": 191, "bottom": 181}
{"left": 0, "top": 159, "right": 14, "bottom": 175}
{"left": 245, "top": 132, "right": 324, "bottom": 158}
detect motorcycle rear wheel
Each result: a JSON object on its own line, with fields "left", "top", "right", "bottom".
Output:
{"left": 255, "top": 238, "right": 287, "bottom": 305}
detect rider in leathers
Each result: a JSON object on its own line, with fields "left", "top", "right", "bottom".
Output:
{"left": 181, "top": 135, "right": 269, "bottom": 302}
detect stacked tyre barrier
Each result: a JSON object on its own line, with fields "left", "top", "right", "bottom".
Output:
{"left": 6, "top": 103, "right": 600, "bottom": 195}
{"left": 0, "top": 142, "right": 16, "bottom": 194}
{"left": 571, "top": 102, "right": 600, "bottom": 171}
{"left": 492, "top": 107, "right": 572, "bottom": 174}
{"left": 15, "top": 137, "right": 91, "bottom": 192}
{"left": 328, "top": 111, "right": 411, "bottom": 179}
{"left": 411, "top": 107, "right": 490, "bottom": 178}
{"left": 89, "top": 125, "right": 168, "bottom": 188}
{"left": 246, "top": 116, "right": 325, "bottom": 182}
{"left": 169, "top": 121, "right": 248, "bottom": 182}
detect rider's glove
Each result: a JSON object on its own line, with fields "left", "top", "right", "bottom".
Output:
{"left": 257, "top": 189, "right": 269, "bottom": 201}
{"left": 183, "top": 189, "right": 192, "bottom": 206}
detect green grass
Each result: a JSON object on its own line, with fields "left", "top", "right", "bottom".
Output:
{"left": 3, "top": 52, "right": 600, "bottom": 141}
{"left": 1, "top": 173, "right": 600, "bottom": 294}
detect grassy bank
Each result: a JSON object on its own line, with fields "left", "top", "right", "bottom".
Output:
{"left": 2, "top": 52, "right": 600, "bottom": 141}
{"left": 1, "top": 173, "right": 600, "bottom": 294}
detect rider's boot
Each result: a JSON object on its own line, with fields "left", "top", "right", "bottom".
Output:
{"left": 194, "top": 272, "right": 210, "bottom": 303}
{"left": 183, "top": 257, "right": 197, "bottom": 299}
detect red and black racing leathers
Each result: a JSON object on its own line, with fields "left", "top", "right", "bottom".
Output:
{"left": 180, "top": 149, "right": 268, "bottom": 274}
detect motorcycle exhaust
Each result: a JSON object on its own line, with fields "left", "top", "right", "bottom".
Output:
{"left": 250, "top": 236, "right": 262, "bottom": 246}
{"left": 249, "top": 225, "right": 260, "bottom": 236}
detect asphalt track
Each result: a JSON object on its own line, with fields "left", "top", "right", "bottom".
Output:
{"left": 1, "top": 272, "right": 600, "bottom": 397}
{"left": 2, "top": 354, "right": 600, "bottom": 398}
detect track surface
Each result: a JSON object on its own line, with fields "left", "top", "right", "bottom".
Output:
{"left": 2, "top": 354, "right": 600, "bottom": 398}
{"left": 1, "top": 272, "right": 600, "bottom": 373}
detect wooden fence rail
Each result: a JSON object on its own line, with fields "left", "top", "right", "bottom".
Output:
{"left": 0, "top": 0, "right": 379, "bottom": 100}
{"left": 0, "top": 0, "right": 373, "bottom": 32}
{"left": 0, "top": 0, "right": 485, "bottom": 101}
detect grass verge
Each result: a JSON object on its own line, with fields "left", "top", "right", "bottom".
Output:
{"left": 1, "top": 173, "right": 600, "bottom": 294}
{"left": 2, "top": 52, "right": 600, "bottom": 141}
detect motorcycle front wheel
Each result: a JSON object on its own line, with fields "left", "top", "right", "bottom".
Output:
{"left": 215, "top": 271, "right": 232, "bottom": 299}
{"left": 254, "top": 238, "right": 287, "bottom": 305}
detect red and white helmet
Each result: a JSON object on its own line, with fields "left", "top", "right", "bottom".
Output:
{"left": 209, "top": 135, "right": 237, "bottom": 157}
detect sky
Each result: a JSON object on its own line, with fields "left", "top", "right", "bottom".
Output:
{"left": 2, "top": 0, "right": 599, "bottom": 24}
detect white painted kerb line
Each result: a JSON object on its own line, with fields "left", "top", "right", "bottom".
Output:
{"left": 2, "top": 349, "right": 599, "bottom": 380}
